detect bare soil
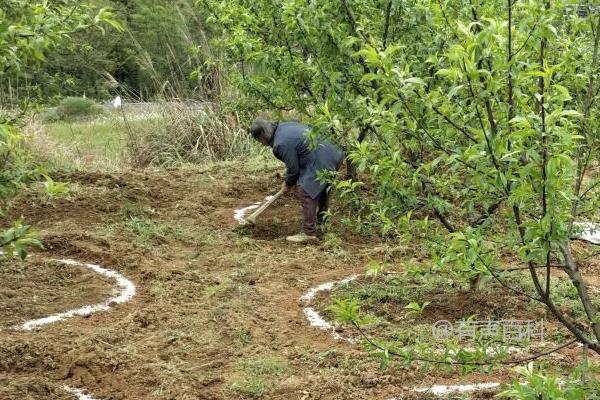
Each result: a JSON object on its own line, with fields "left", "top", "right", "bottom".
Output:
{"left": 0, "top": 161, "right": 598, "bottom": 399}
{"left": 0, "top": 260, "right": 115, "bottom": 328}
{"left": 0, "top": 376, "right": 72, "bottom": 400}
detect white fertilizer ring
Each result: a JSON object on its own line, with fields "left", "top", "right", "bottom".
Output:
{"left": 17, "top": 258, "right": 136, "bottom": 331}
{"left": 299, "top": 275, "right": 358, "bottom": 342}
{"left": 300, "top": 275, "right": 506, "bottom": 397}
{"left": 231, "top": 201, "right": 600, "bottom": 398}
{"left": 64, "top": 386, "right": 102, "bottom": 400}
{"left": 2, "top": 253, "right": 136, "bottom": 400}
{"left": 298, "top": 274, "right": 587, "bottom": 398}
{"left": 388, "top": 382, "right": 502, "bottom": 398}
{"left": 293, "top": 222, "right": 600, "bottom": 345}
{"left": 573, "top": 222, "right": 600, "bottom": 245}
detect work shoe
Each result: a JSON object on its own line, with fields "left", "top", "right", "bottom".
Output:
{"left": 286, "top": 232, "right": 319, "bottom": 243}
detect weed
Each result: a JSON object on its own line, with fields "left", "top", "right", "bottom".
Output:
{"left": 230, "top": 354, "right": 289, "bottom": 398}
{"left": 230, "top": 377, "right": 267, "bottom": 398}
{"left": 390, "top": 324, "right": 436, "bottom": 346}
{"left": 204, "top": 277, "right": 233, "bottom": 298}
{"left": 313, "top": 349, "right": 339, "bottom": 367}
{"left": 126, "top": 216, "right": 167, "bottom": 245}
{"left": 204, "top": 265, "right": 254, "bottom": 298}
{"left": 403, "top": 301, "right": 431, "bottom": 319}
{"left": 41, "top": 175, "right": 71, "bottom": 199}
{"left": 96, "top": 222, "right": 118, "bottom": 238}
{"left": 365, "top": 260, "right": 387, "bottom": 279}
{"left": 209, "top": 306, "right": 227, "bottom": 323}
{"left": 124, "top": 102, "right": 262, "bottom": 168}
{"left": 119, "top": 201, "right": 142, "bottom": 219}
{"left": 25, "top": 117, "right": 126, "bottom": 171}
{"left": 502, "top": 271, "right": 597, "bottom": 321}
{"left": 124, "top": 215, "right": 194, "bottom": 247}
{"left": 148, "top": 283, "right": 168, "bottom": 300}
{"left": 237, "top": 355, "right": 288, "bottom": 376}
{"left": 321, "top": 232, "right": 348, "bottom": 258}
{"left": 234, "top": 329, "right": 252, "bottom": 347}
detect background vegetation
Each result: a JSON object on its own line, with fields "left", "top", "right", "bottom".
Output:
{"left": 1, "top": 0, "right": 218, "bottom": 104}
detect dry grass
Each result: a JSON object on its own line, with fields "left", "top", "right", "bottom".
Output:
{"left": 124, "top": 102, "right": 261, "bottom": 168}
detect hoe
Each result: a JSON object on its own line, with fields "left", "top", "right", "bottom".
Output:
{"left": 246, "top": 187, "right": 285, "bottom": 225}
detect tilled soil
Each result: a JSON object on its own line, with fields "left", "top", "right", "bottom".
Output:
{"left": 0, "top": 376, "right": 72, "bottom": 400}
{"left": 0, "top": 161, "right": 596, "bottom": 399}
{"left": 0, "top": 260, "right": 115, "bottom": 328}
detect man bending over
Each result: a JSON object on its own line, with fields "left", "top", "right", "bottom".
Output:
{"left": 249, "top": 118, "right": 344, "bottom": 243}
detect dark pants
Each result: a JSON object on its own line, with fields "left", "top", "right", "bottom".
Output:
{"left": 298, "top": 186, "right": 329, "bottom": 236}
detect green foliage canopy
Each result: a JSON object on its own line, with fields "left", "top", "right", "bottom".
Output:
{"left": 203, "top": 0, "right": 600, "bottom": 353}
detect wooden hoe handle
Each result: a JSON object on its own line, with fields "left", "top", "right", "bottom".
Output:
{"left": 246, "top": 188, "right": 285, "bottom": 225}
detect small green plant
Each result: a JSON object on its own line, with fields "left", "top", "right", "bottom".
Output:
{"left": 234, "top": 329, "right": 252, "bottom": 347}
{"left": 321, "top": 232, "right": 347, "bottom": 257}
{"left": 1, "top": 219, "right": 42, "bottom": 260}
{"left": 329, "top": 297, "right": 376, "bottom": 326}
{"left": 403, "top": 301, "right": 431, "bottom": 319}
{"left": 42, "top": 175, "right": 71, "bottom": 199}
{"left": 365, "top": 260, "right": 387, "bottom": 279}
{"left": 498, "top": 362, "right": 592, "bottom": 400}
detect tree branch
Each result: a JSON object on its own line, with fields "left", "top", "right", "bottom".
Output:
{"left": 512, "top": 205, "right": 597, "bottom": 350}
{"left": 569, "top": 15, "right": 600, "bottom": 234}
{"left": 470, "top": 198, "right": 505, "bottom": 227}
{"left": 340, "top": 0, "right": 369, "bottom": 42}
{"left": 559, "top": 242, "right": 600, "bottom": 344}
{"left": 430, "top": 103, "right": 477, "bottom": 143}
{"left": 382, "top": 0, "right": 393, "bottom": 49}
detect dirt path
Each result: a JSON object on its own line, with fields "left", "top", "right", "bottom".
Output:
{"left": 0, "top": 163, "right": 428, "bottom": 400}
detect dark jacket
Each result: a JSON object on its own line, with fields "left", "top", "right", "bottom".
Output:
{"left": 271, "top": 121, "right": 343, "bottom": 199}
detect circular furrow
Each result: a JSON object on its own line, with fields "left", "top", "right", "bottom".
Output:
{"left": 2, "top": 253, "right": 136, "bottom": 400}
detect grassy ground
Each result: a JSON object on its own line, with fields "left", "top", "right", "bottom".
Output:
{"left": 45, "top": 119, "right": 128, "bottom": 160}
{"left": 25, "top": 106, "right": 262, "bottom": 172}
{"left": 25, "top": 115, "right": 135, "bottom": 171}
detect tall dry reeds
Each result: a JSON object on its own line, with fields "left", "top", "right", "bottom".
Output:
{"left": 123, "top": 101, "right": 259, "bottom": 168}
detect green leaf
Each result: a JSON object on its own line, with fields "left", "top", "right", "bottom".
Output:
{"left": 95, "top": 8, "right": 124, "bottom": 32}
{"left": 404, "top": 77, "right": 425, "bottom": 86}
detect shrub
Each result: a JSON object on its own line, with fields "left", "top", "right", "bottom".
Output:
{"left": 56, "top": 97, "right": 104, "bottom": 120}
{"left": 0, "top": 121, "right": 40, "bottom": 197}
{"left": 40, "top": 107, "right": 61, "bottom": 123}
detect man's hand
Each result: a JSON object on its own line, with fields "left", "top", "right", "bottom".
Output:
{"left": 281, "top": 182, "right": 293, "bottom": 193}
